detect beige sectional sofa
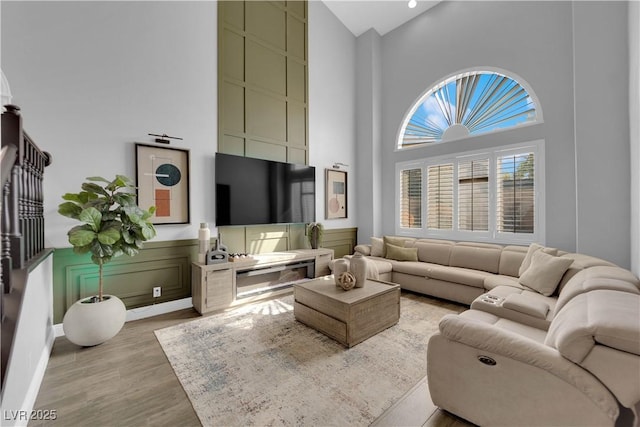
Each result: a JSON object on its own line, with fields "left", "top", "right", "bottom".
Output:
{"left": 347, "top": 236, "right": 640, "bottom": 426}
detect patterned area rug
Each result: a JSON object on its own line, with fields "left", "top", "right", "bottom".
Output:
{"left": 154, "top": 292, "right": 462, "bottom": 426}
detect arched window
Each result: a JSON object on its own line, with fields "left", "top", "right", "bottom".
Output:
{"left": 398, "top": 70, "right": 539, "bottom": 149}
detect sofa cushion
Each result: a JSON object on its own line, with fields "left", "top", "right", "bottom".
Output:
{"left": 471, "top": 285, "right": 556, "bottom": 330}
{"left": 546, "top": 290, "right": 640, "bottom": 361}
{"left": 390, "top": 261, "right": 433, "bottom": 277}
{"left": 423, "top": 264, "right": 492, "bottom": 288}
{"left": 449, "top": 242, "right": 502, "bottom": 274}
{"left": 499, "top": 245, "right": 528, "bottom": 277}
{"left": 519, "top": 243, "right": 558, "bottom": 276}
{"left": 556, "top": 253, "right": 617, "bottom": 293}
{"left": 354, "top": 244, "right": 371, "bottom": 256}
{"left": 555, "top": 266, "right": 640, "bottom": 315}
{"left": 484, "top": 274, "right": 523, "bottom": 291}
{"left": 370, "top": 237, "right": 384, "bottom": 257}
{"left": 414, "top": 239, "right": 454, "bottom": 265}
{"left": 502, "top": 294, "right": 550, "bottom": 319}
{"left": 385, "top": 243, "right": 418, "bottom": 261}
{"left": 380, "top": 236, "right": 415, "bottom": 257}
{"left": 519, "top": 250, "right": 573, "bottom": 296}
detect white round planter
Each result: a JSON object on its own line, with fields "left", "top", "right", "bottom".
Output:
{"left": 62, "top": 295, "right": 126, "bottom": 347}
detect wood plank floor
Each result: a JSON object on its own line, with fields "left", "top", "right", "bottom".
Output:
{"left": 32, "top": 303, "right": 471, "bottom": 427}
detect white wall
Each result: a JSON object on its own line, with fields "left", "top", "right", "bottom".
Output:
{"left": 353, "top": 0, "right": 631, "bottom": 267}
{"left": 573, "top": 2, "right": 630, "bottom": 268}
{"left": 379, "top": 1, "right": 576, "bottom": 249}
{"left": 308, "top": 1, "right": 358, "bottom": 230}
{"left": 2, "top": 1, "right": 218, "bottom": 248}
{"left": 0, "top": 255, "right": 54, "bottom": 427}
{"left": 631, "top": 0, "right": 640, "bottom": 276}
{"left": 355, "top": 29, "right": 383, "bottom": 243}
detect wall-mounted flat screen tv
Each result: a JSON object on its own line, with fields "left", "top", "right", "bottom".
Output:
{"left": 215, "top": 153, "right": 316, "bottom": 226}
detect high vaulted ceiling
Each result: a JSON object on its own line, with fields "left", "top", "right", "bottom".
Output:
{"left": 322, "top": 0, "right": 441, "bottom": 37}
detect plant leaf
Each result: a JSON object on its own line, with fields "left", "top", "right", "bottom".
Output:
{"left": 68, "top": 226, "right": 97, "bottom": 247}
{"left": 98, "top": 225, "right": 121, "bottom": 245}
{"left": 79, "top": 207, "right": 102, "bottom": 231}
{"left": 81, "top": 182, "right": 109, "bottom": 197}
{"left": 86, "top": 176, "right": 110, "bottom": 183}
{"left": 58, "top": 202, "right": 82, "bottom": 219}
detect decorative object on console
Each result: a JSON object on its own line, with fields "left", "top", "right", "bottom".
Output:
{"left": 306, "top": 222, "right": 324, "bottom": 249}
{"left": 197, "top": 222, "right": 210, "bottom": 263}
{"left": 58, "top": 175, "right": 157, "bottom": 346}
{"left": 229, "top": 253, "right": 253, "bottom": 262}
{"left": 325, "top": 168, "right": 347, "bottom": 219}
{"left": 333, "top": 258, "right": 349, "bottom": 285}
{"left": 350, "top": 252, "right": 368, "bottom": 288}
{"left": 135, "top": 143, "right": 190, "bottom": 225}
{"left": 338, "top": 272, "right": 356, "bottom": 290}
{"left": 206, "top": 238, "right": 228, "bottom": 265}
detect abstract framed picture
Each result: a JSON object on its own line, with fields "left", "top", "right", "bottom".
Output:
{"left": 135, "top": 143, "right": 190, "bottom": 224}
{"left": 325, "top": 169, "right": 347, "bottom": 219}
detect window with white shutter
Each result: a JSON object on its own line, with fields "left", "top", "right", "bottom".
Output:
{"left": 497, "top": 152, "right": 534, "bottom": 234}
{"left": 399, "top": 167, "right": 422, "bottom": 229}
{"left": 395, "top": 141, "right": 543, "bottom": 244}
{"left": 427, "top": 164, "right": 453, "bottom": 230}
{"left": 458, "top": 159, "right": 489, "bottom": 231}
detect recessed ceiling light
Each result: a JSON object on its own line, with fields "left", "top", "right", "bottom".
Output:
{"left": 408, "top": 0, "right": 417, "bottom": 9}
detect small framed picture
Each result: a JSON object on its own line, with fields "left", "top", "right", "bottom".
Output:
{"left": 325, "top": 169, "right": 347, "bottom": 219}
{"left": 135, "top": 143, "right": 190, "bottom": 224}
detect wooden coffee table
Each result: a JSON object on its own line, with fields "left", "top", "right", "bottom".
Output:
{"left": 293, "top": 276, "right": 400, "bottom": 347}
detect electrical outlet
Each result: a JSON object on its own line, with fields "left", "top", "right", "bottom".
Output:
{"left": 153, "top": 286, "right": 161, "bottom": 298}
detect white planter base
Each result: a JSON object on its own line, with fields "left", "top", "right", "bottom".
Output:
{"left": 62, "top": 295, "right": 126, "bottom": 347}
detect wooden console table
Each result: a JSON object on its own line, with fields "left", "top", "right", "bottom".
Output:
{"left": 191, "top": 248, "right": 334, "bottom": 314}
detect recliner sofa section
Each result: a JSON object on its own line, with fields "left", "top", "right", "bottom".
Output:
{"left": 348, "top": 236, "right": 640, "bottom": 425}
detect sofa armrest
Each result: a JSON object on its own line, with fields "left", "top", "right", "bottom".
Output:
{"left": 354, "top": 244, "right": 371, "bottom": 256}
{"left": 437, "top": 314, "right": 619, "bottom": 418}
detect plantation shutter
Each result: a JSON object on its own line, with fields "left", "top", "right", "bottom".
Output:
{"left": 458, "top": 159, "right": 489, "bottom": 231}
{"left": 497, "top": 153, "right": 535, "bottom": 233}
{"left": 427, "top": 164, "right": 453, "bottom": 230}
{"left": 400, "top": 168, "right": 422, "bottom": 228}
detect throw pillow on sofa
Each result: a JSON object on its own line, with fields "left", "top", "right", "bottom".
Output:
{"left": 519, "top": 243, "right": 559, "bottom": 276}
{"left": 377, "top": 236, "right": 411, "bottom": 258}
{"left": 371, "top": 237, "right": 385, "bottom": 257}
{"left": 518, "top": 250, "right": 573, "bottom": 296}
{"left": 385, "top": 243, "right": 418, "bottom": 262}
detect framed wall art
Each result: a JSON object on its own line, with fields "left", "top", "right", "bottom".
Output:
{"left": 325, "top": 168, "right": 347, "bottom": 219}
{"left": 135, "top": 143, "right": 190, "bottom": 224}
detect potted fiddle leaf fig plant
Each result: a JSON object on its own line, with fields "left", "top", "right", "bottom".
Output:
{"left": 307, "top": 222, "right": 324, "bottom": 249}
{"left": 58, "top": 175, "right": 157, "bottom": 346}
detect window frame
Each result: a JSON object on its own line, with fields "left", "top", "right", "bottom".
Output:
{"left": 395, "top": 140, "right": 545, "bottom": 245}
{"left": 395, "top": 67, "right": 544, "bottom": 152}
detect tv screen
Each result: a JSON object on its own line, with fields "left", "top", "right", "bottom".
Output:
{"left": 215, "top": 153, "right": 316, "bottom": 226}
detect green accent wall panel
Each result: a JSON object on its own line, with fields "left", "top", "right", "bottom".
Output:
{"left": 246, "top": 40, "right": 286, "bottom": 94}
{"left": 52, "top": 239, "right": 197, "bottom": 323}
{"left": 218, "top": 0, "right": 308, "bottom": 252}
{"left": 322, "top": 227, "right": 358, "bottom": 258}
{"left": 288, "top": 147, "right": 306, "bottom": 164}
{"left": 219, "top": 0, "right": 308, "bottom": 161}
{"left": 245, "top": 2, "right": 286, "bottom": 50}
{"left": 222, "top": 29, "right": 244, "bottom": 80}
{"left": 222, "top": 82, "right": 244, "bottom": 133}
{"left": 246, "top": 139, "right": 287, "bottom": 162}
{"left": 246, "top": 89, "right": 287, "bottom": 140}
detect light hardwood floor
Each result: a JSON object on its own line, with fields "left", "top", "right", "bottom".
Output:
{"left": 32, "top": 303, "right": 472, "bottom": 427}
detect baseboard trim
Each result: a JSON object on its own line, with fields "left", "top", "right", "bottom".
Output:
{"left": 53, "top": 298, "right": 193, "bottom": 337}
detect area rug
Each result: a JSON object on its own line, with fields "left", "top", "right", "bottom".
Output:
{"left": 154, "top": 292, "right": 463, "bottom": 426}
